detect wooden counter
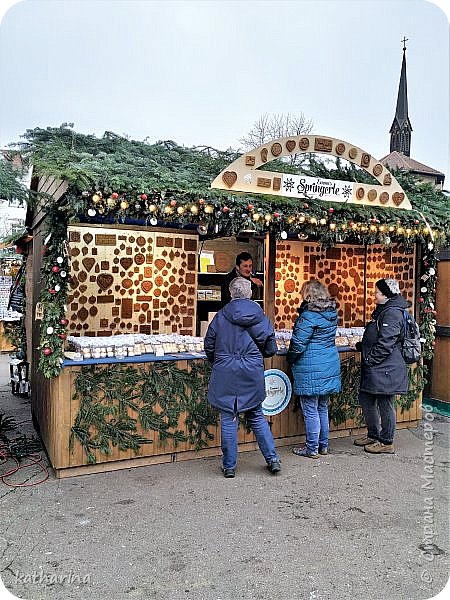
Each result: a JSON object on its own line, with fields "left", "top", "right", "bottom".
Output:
{"left": 32, "top": 352, "right": 421, "bottom": 478}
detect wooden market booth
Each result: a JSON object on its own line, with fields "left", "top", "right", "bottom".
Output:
{"left": 24, "top": 132, "right": 433, "bottom": 478}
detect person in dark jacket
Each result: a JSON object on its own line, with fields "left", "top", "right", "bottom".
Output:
{"left": 220, "top": 252, "right": 263, "bottom": 305}
{"left": 204, "top": 277, "right": 280, "bottom": 478}
{"left": 287, "top": 280, "right": 341, "bottom": 458}
{"left": 354, "top": 278, "right": 410, "bottom": 454}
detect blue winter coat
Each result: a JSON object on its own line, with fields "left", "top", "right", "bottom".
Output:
{"left": 204, "top": 299, "right": 277, "bottom": 414}
{"left": 359, "top": 294, "right": 409, "bottom": 395}
{"left": 287, "top": 299, "right": 341, "bottom": 396}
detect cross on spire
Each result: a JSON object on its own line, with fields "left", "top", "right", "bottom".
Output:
{"left": 401, "top": 36, "right": 408, "bottom": 52}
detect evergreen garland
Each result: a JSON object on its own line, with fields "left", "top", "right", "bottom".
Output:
{"left": 14, "top": 125, "right": 449, "bottom": 381}
{"left": 70, "top": 361, "right": 217, "bottom": 464}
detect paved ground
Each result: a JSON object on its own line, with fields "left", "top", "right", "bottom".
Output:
{"left": 0, "top": 353, "right": 448, "bottom": 600}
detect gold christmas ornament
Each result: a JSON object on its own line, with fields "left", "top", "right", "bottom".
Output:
{"left": 164, "top": 206, "right": 173, "bottom": 215}
{"left": 149, "top": 204, "right": 157, "bottom": 212}
{"left": 92, "top": 194, "right": 101, "bottom": 203}
{"left": 107, "top": 197, "right": 117, "bottom": 207}
{"left": 120, "top": 200, "right": 129, "bottom": 210}
{"left": 190, "top": 205, "right": 199, "bottom": 215}
{"left": 204, "top": 205, "right": 214, "bottom": 214}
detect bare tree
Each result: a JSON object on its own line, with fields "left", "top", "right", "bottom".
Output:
{"left": 239, "top": 112, "right": 313, "bottom": 167}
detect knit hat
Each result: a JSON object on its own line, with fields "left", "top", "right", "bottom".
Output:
{"left": 376, "top": 278, "right": 396, "bottom": 298}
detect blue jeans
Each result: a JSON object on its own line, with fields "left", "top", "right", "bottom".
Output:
{"left": 220, "top": 404, "right": 279, "bottom": 469}
{"left": 358, "top": 391, "right": 396, "bottom": 444}
{"left": 300, "top": 395, "right": 330, "bottom": 454}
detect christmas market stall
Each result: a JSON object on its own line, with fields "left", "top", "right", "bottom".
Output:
{"left": 18, "top": 126, "right": 449, "bottom": 477}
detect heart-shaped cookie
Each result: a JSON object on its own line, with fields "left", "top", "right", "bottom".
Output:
{"left": 154, "top": 258, "right": 166, "bottom": 271}
{"left": 392, "top": 192, "right": 404, "bottom": 206}
{"left": 286, "top": 140, "right": 296, "bottom": 152}
{"left": 120, "top": 257, "right": 133, "bottom": 270}
{"left": 97, "top": 273, "right": 114, "bottom": 290}
{"left": 83, "top": 233, "right": 93, "bottom": 244}
{"left": 82, "top": 257, "right": 95, "bottom": 272}
{"left": 222, "top": 171, "right": 237, "bottom": 188}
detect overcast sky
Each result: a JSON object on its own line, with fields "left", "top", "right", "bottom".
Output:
{"left": 1, "top": 0, "right": 449, "bottom": 185}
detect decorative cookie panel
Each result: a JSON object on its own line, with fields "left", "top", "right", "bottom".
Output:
{"left": 67, "top": 226, "right": 198, "bottom": 336}
{"left": 275, "top": 242, "right": 366, "bottom": 329}
{"left": 274, "top": 242, "right": 415, "bottom": 329}
{"left": 365, "top": 245, "right": 415, "bottom": 315}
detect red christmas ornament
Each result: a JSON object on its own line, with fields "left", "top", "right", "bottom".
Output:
{"left": 49, "top": 288, "right": 56, "bottom": 295}
{"left": 60, "top": 318, "right": 69, "bottom": 326}
{"left": 222, "top": 206, "right": 230, "bottom": 213}
{"left": 328, "top": 207, "right": 334, "bottom": 213}
{"left": 43, "top": 347, "right": 52, "bottom": 356}
{"left": 140, "top": 193, "right": 147, "bottom": 200}
{"left": 414, "top": 219, "right": 420, "bottom": 225}
{"left": 303, "top": 203, "right": 309, "bottom": 209}
{"left": 418, "top": 297, "right": 424, "bottom": 303}
{"left": 58, "top": 333, "right": 66, "bottom": 340}
{"left": 52, "top": 265, "right": 60, "bottom": 273}
{"left": 111, "top": 192, "right": 119, "bottom": 199}
{"left": 198, "top": 198, "right": 205, "bottom": 205}
{"left": 170, "top": 199, "right": 177, "bottom": 207}
{"left": 247, "top": 204, "right": 254, "bottom": 211}
{"left": 273, "top": 212, "right": 281, "bottom": 218}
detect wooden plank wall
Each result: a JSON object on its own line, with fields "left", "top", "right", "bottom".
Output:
{"left": 42, "top": 352, "right": 421, "bottom": 477}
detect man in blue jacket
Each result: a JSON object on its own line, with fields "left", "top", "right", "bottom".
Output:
{"left": 204, "top": 277, "right": 280, "bottom": 478}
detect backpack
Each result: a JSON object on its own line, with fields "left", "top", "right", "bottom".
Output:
{"left": 399, "top": 310, "right": 422, "bottom": 364}
{"left": 377, "top": 307, "right": 421, "bottom": 365}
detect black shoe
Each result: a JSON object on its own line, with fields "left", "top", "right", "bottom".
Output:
{"left": 222, "top": 468, "right": 235, "bottom": 478}
{"left": 267, "top": 460, "right": 281, "bottom": 474}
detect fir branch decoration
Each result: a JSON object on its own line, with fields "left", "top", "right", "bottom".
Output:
{"left": 70, "top": 361, "right": 217, "bottom": 464}
{"left": 18, "top": 125, "right": 448, "bottom": 378}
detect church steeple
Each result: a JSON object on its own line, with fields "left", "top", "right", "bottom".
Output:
{"left": 389, "top": 38, "right": 413, "bottom": 156}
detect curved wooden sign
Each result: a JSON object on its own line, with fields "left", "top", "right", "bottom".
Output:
{"left": 211, "top": 135, "right": 411, "bottom": 210}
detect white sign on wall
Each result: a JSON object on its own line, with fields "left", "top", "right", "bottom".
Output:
{"left": 281, "top": 174, "right": 354, "bottom": 203}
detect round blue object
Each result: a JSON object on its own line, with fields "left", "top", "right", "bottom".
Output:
{"left": 262, "top": 369, "right": 292, "bottom": 416}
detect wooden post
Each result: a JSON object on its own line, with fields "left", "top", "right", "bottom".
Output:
{"left": 264, "top": 232, "right": 276, "bottom": 323}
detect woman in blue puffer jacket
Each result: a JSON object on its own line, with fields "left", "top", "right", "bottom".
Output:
{"left": 204, "top": 277, "right": 280, "bottom": 478}
{"left": 287, "top": 279, "right": 341, "bottom": 458}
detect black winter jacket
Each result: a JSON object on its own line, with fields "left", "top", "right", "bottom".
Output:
{"left": 359, "top": 294, "right": 410, "bottom": 395}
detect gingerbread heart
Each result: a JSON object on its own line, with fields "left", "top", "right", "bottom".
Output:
{"left": 83, "top": 233, "right": 93, "bottom": 244}
{"left": 82, "top": 257, "right": 95, "bottom": 272}
{"left": 97, "top": 273, "right": 114, "bottom": 290}
{"left": 222, "top": 171, "right": 237, "bottom": 188}
{"left": 392, "top": 192, "right": 404, "bottom": 206}
{"left": 154, "top": 259, "right": 166, "bottom": 271}
{"left": 120, "top": 257, "right": 133, "bottom": 270}
{"left": 286, "top": 140, "right": 296, "bottom": 152}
